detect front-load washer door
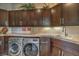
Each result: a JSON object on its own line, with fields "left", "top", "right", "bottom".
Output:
{"left": 8, "top": 37, "right": 22, "bottom": 56}
{"left": 23, "top": 43, "right": 38, "bottom": 56}
{"left": 9, "top": 43, "right": 20, "bottom": 55}
{"left": 9, "top": 42, "right": 21, "bottom": 56}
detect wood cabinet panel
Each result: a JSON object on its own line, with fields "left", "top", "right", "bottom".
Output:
{"left": 8, "top": 9, "right": 52, "bottom": 27}
{"left": 51, "top": 39, "right": 62, "bottom": 56}
{"left": 51, "top": 46, "right": 62, "bottom": 56}
{"left": 61, "top": 40, "right": 79, "bottom": 56}
{"left": 9, "top": 11, "right": 16, "bottom": 26}
{"left": 0, "top": 9, "right": 8, "bottom": 26}
{"left": 39, "top": 43, "right": 50, "bottom": 56}
{"left": 51, "top": 38, "right": 79, "bottom": 56}
{"left": 62, "top": 50, "right": 74, "bottom": 56}
{"left": 51, "top": 3, "right": 79, "bottom": 26}
{"left": 4, "top": 36, "right": 8, "bottom": 55}
{"left": 62, "top": 3, "right": 79, "bottom": 26}
{"left": 51, "top": 4, "right": 62, "bottom": 26}
{"left": 9, "top": 10, "right": 24, "bottom": 26}
{"left": 39, "top": 37, "right": 50, "bottom": 56}
{"left": 62, "top": 51, "right": 74, "bottom": 56}
{"left": 40, "top": 10, "right": 52, "bottom": 27}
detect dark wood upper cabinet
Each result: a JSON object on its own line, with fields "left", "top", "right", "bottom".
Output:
{"left": 22, "top": 11, "right": 31, "bottom": 26}
{"left": 8, "top": 11, "right": 14, "bottom": 26}
{"left": 9, "top": 10, "right": 24, "bottom": 27}
{"left": 51, "top": 4, "right": 62, "bottom": 26}
{"left": 29, "top": 10, "right": 41, "bottom": 26}
{"left": 0, "top": 9, "right": 8, "bottom": 26}
{"left": 40, "top": 9, "right": 52, "bottom": 27}
{"left": 1, "top": 3, "right": 79, "bottom": 27}
{"left": 51, "top": 3, "right": 79, "bottom": 26}
{"left": 62, "top": 3, "right": 79, "bottom": 26}
{"left": 8, "top": 9, "right": 52, "bottom": 27}
{"left": 1, "top": 3, "right": 79, "bottom": 26}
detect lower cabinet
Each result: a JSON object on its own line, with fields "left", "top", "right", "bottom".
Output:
{"left": 51, "top": 46, "right": 62, "bottom": 56}
{"left": 1, "top": 36, "right": 79, "bottom": 56}
{"left": 4, "top": 36, "right": 8, "bottom": 55}
{"left": 39, "top": 37, "right": 50, "bottom": 56}
{"left": 62, "top": 50, "right": 74, "bottom": 56}
{"left": 39, "top": 43, "right": 50, "bottom": 56}
{"left": 51, "top": 38, "right": 79, "bottom": 56}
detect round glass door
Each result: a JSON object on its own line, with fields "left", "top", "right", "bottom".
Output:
{"left": 23, "top": 43, "right": 38, "bottom": 56}
{"left": 10, "top": 43, "right": 19, "bottom": 54}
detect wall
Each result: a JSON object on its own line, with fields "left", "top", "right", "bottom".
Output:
{"left": 31, "top": 26, "right": 79, "bottom": 37}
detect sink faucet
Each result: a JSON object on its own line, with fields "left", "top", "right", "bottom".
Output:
{"left": 62, "top": 26, "right": 68, "bottom": 37}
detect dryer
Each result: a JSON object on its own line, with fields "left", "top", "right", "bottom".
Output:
{"left": 22, "top": 37, "right": 39, "bottom": 56}
{"left": 8, "top": 37, "right": 23, "bottom": 56}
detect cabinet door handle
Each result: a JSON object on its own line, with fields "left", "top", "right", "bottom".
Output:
{"left": 61, "top": 51, "right": 64, "bottom": 56}
{"left": 62, "top": 18, "right": 64, "bottom": 25}
{"left": 58, "top": 50, "right": 61, "bottom": 56}
{"left": 60, "top": 18, "right": 62, "bottom": 25}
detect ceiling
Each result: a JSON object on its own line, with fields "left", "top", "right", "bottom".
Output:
{"left": 0, "top": 3, "right": 57, "bottom": 10}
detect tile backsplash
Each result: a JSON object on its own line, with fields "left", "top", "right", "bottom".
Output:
{"left": 7, "top": 27, "right": 31, "bottom": 34}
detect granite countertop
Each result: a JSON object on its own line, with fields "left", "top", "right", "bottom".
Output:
{"left": 52, "top": 35, "right": 79, "bottom": 45}
{"left": 0, "top": 33, "right": 79, "bottom": 45}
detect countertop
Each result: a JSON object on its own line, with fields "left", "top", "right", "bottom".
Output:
{"left": 52, "top": 35, "right": 79, "bottom": 45}
{"left": 0, "top": 33, "right": 79, "bottom": 45}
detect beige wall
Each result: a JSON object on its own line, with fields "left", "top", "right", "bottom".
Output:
{"left": 66, "top": 26, "right": 79, "bottom": 36}
{"left": 31, "top": 26, "right": 79, "bottom": 36}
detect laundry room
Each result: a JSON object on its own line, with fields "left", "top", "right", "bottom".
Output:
{"left": 0, "top": 3, "right": 79, "bottom": 56}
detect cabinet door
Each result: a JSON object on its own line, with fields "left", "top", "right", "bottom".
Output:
{"left": 61, "top": 50, "right": 74, "bottom": 56}
{"left": 30, "top": 11, "right": 38, "bottom": 26}
{"left": 15, "top": 11, "right": 23, "bottom": 26}
{"left": 62, "top": 3, "right": 79, "bottom": 26}
{"left": 51, "top": 4, "right": 62, "bottom": 26}
{"left": 9, "top": 10, "right": 24, "bottom": 27}
{"left": 39, "top": 38, "right": 50, "bottom": 56}
{"left": 40, "top": 10, "right": 52, "bottom": 27}
{"left": 51, "top": 46, "right": 62, "bottom": 56}
{"left": 40, "top": 43, "right": 50, "bottom": 56}
{"left": 9, "top": 11, "right": 16, "bottom": 26}
{"left": 9, "top": 10, "right": 40, "bottom": 27}
{"left": 9, "top": 11, "right": 14, "bottom": 26}
{"left": 30, "top": 11, "right": 42, "bottom": 27}
{"left": 22, "top": 11, "right": 31, "bottom": 26}
{"left": 0, "top": 36, "right": 4, "bottom": 55}
{"left": 22, "top": 10, "right": 40, "bottom": 27}
{"left": 0, "top": 9, "right": 8, "bottom": 26}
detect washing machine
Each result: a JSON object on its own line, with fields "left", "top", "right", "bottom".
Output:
{"left": 8, "top": 37, "right": 23, "bottom": 56}
{"left": 22, "top": 37, "right": 39, "bottom": 56}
